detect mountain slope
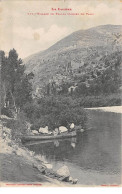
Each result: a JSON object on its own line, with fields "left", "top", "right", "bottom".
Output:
{"left": 24, "top": 24, "right": 122, "bottom": 93}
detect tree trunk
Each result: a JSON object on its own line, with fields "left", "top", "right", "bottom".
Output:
{"left": 3, "top": 82, "right": 7, "bottom": 107}
{"left": 0, "top": 55, "right": 1, "bottom": 115}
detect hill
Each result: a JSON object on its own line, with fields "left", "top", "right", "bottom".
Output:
{"left": 24, "top": 24, "right": 122, "bottom": 95}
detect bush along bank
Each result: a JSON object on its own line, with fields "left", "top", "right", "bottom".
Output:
{"left": 0, "top": 115, "right": 78, "bottom": 185}
{"left": 23, "top": 96, "right": 87, "bottom": 131}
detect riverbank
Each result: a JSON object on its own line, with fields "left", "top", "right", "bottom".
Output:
{"left": 0, "top": 115, "right": 75, "bottom": 186}
{"left": 24, "top": 109, "right": 121, "bottom": 186}
{"left": 0, "top": 107, "right": 121, "bottom": 186}
{"left": 85, "top": 106, "right": 122, "bottom": 113}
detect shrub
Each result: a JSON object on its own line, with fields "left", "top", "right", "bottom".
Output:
{"left": 78, "top": 93, "right": 121, "bottom": 107}
{"left": 23, "top": 93, "right": 121, "bottom": 131}
{"left": 23, "top": 96, "right": 87, "bottom": 131}
{"left": 1, "top": 107, "right": 14, "bottom": 118}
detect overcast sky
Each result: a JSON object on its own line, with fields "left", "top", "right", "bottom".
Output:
{"left": 0, "top": 0, "right": 122, "bottom": 59}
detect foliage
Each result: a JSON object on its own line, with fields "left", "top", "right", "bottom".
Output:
{"left": 67, "top": 52, "right": 122, "bottom": 97}
{"left": 23, "top": 92, "right": 121, "bottom": 131}
{"left": 1, "top": 49, "right": 34, "bottom": 112}
{"left": 1, "top": 112, "right": 28, "bottom": 139}
{"left": 1, "top": 107, "right": 14, "bottom": 118}
{"left": 77, "top": 93, "right": 121, "bottom": 108}
{"left": 1, "top": 48, "right": 121, "bottom": 134}
{"left": 42, "top": 52, "right": 121, "bottom": 98}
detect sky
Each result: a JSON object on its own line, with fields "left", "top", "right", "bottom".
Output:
{"left": 0, "top": 0, "right": 122, "bottom": 59}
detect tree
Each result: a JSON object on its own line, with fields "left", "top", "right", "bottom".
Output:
{"left": 0, "top": 50, "right": 8, "bottom": 109}
{"left": 1, "top": 48, "right": 34, "bottom": 115}
{"left": 75, "top": 82, "right": 87, "bottom": 96}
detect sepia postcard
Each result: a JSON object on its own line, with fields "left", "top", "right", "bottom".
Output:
{"left": 0, "top": 0, "right": 122, "bottom": 187}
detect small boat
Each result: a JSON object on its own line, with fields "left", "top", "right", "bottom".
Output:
{"left": 21, "top": 131, "right": 76, "bottom": 143}
{"left": 23, "top": 137, "right": 77, "bottom": 146}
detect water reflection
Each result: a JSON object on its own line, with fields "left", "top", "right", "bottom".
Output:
{"left": 24, "top": 137, "right": 77, "bottom": 148}
{"left": 54, "top": 140, "right": 59, "bottom": 147}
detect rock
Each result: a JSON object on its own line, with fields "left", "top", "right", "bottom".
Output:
{"left": 6, "top": 136, "right": 11, "bottom": 144}
{"left": 12, "top": 150, "right": 17, "bottom": 155}
{"left": 37, "top": 166, "right": 45, "bottom": 173}
{"left": 39, "top": 126, "right": 48, "bottom": 134}
{"left": 3, "top": 127, "right": 11, "bottom": 135}
{"left": 32, "top": 130, "right": 39, "bottom": 134}
{"left": 3, "top": 132, "right": 7, "bottom": 138}
{"left": 56, "top": 165, "right": 70, "bottom": 178}
{"left": 43, "top": 163, "right": 53, "bottom": 169}
{"left": 58, "top": 176, "right": 67, "bottom": 181}
{"left": 15, "top": 147, "right": 29, "bottom": 158}
{"left": 33, "top": 163, "right": 38, "bottom": 169}
{"left": 29, "top": 151, "right": 34, "bottom": 157}
{"left": 35, "top": 155, "right": 43, "bottom": 161}
{"left": 72, "top": 179, "right": 78, "bottom": 184}
{"left": 69, "top": 176, "right": 73, "bottom": 182}
{"left": 45, "top": 169, "right": 54, "bottom": 175}
{"left": 33, "top": 164, "right": 45, "bottom": 174}
{"left": 41, "top": 169, "right": 46, "bottom": 174}
{"left": 59, "top": 126, "right": 68, "bottom": 133}
{"left": 70, "top": 123, "right": 75, "bottom": 129}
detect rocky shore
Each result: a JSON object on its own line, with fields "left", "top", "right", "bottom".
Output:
{"left": 0, "top": 115, "right": 77, "bottom": 186}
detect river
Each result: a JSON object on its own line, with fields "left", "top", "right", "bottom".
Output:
{"left": 24, "top": 110, "right": 121, "bottom": 185}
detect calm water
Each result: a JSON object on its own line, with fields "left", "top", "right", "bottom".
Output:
{"left": 24, "top": 110, "right": 121, "bottom": 185}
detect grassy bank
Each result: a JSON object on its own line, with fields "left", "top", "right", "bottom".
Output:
{"left": 0, "top": 116, "right": 53, "bottom": 185}
{"left": 0, "top": 115, "right": 77, "bottom": 185}
{"left": 0, "top": 153, "right": 50, "bottom": 184}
